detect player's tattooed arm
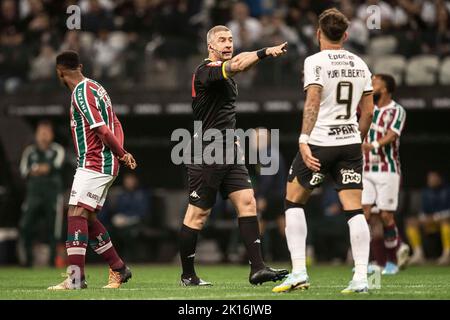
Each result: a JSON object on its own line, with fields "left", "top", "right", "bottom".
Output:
{"left": 299, "top": 85, "right": 322, "bottom": 172}
{"left": 301, "top": 85, "right": 322, "bottom": 135}
{"left": 358, "top": 93, "right": 374, "bottom": 141}
{"left": 223, "top": 42, "right": 287, "bottom": 77}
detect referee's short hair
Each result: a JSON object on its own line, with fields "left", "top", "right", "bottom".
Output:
{"left": 56, "top": 50, "right": 80, "bottom": 69}
{"left": 375, "top": 74, "right": 396, "bottom": 94}
{"left": 206, "top": 25, "right": 231, "bottom": 44}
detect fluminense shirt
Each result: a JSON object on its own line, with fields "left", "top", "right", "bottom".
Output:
{"left": 363, "top": 100, "right": 406, "bottom": 174}
{"left": 70, "top": 78, "right": 123, "bottom": 175}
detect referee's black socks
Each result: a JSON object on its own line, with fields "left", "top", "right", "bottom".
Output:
{"left": 179, "top": 224, "right": 199, "bottom": 277}
{"left": 238, "top": 216, "right": 265, "bottom": 274}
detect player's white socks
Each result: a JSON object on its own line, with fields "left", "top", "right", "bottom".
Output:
{"left": 348, "top": 214, "right": 370, "bottom": 282}
{"left": 285, "top": 207, "right": 307, "bottom": 274}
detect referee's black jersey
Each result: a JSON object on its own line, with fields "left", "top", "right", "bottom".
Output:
{"left": 191, "top": 59, "right": 237, "bottom": 134}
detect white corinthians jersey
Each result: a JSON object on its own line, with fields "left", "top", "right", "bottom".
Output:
{"left": 303, "top": 49, "right": 373, "bottom": 146}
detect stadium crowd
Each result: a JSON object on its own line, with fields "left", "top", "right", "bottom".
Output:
{"left": 1, "top": 0, "right": 450, "bottom": 92}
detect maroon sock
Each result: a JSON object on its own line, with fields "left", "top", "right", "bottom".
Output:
{"left": 88, "top": 219, "right": 124, "bottom": 270}
{"left": 66, "top": 216, "right": 88, "bottom": 279}
{"left": 371, "top": 237, "right": 387, "bottom": 267}
{"left": 384, "top": 224, "right": 400, "bottom": 264}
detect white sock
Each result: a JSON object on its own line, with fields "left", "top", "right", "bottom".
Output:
{"left": 348, "top": 214, "right": 370, "bottom": 282}
{"left": 285, "top": 207, "right": 307, "bottom": 274}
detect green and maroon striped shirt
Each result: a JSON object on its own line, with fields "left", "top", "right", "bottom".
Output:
{"left": 70, "top": 78, "right": 123, "bottom": 176}
{"left": 363, "top": 100, "right": 406, "bottom": 174}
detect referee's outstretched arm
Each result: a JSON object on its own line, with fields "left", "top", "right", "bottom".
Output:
{"left": 223, "top": 42, "right": 288, "bottom": 77}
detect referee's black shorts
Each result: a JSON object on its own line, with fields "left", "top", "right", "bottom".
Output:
{"left": 288, "top": 143, "right": 363, "bottom": 191}
{"left": 186, "top": 163, "right": 252, "bottom": 209}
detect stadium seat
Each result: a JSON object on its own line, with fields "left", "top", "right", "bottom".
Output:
{"left": 372, "top": 55, "right": 406, "bottom": 85}
{"left": 439, "top": 57, "right": 450, "bottom": 85}
{"left": 405, "top": 55, "right": 439, "bottom": 85}
{"left": 367, "top": 36, "right": 398, "bottom": 56}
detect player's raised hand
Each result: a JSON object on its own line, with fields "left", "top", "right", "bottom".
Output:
{"left": 299, "top": 143, "right": 321, "bottom": 172}
{"left": 119, "top": 153, "right": 137, "bottom": 170}
{"left": 266, "top": 42, "right": 288, "bottom": 57}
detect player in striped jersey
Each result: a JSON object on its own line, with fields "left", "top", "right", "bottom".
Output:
{"left": 48, "top": 51, "right": 137, "bottom": 290}
{"left": 362, "top": 74, "right": 409, "bottom": 275}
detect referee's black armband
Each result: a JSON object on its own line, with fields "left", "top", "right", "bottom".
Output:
{"left": 257, "top": 48, "right": 268, "bottom": 60}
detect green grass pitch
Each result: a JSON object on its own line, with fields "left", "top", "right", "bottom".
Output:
{"left": 1, "top": 264, "right": 449, "bottom": 300}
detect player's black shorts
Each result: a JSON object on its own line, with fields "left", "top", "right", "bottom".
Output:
{"left": 186, "top": 163, "right": 252, "bottom": 209}
{"left": 288, "top": 143, "right": 363, "bottom": 191}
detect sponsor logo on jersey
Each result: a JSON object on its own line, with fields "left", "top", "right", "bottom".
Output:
{"left": 310, "top": 173, "right": 325, "bottom": 186}
{"left": 331, "top": 61, "right": 350, "bottom": 66}
{"left": 341, "top": 169, "right": 361, "bottom": 184}
{"left": 328, "top": 125, "right": 357, "bottom": 136}
{"left": 76, "top": 86, "right": 88, "bottom": 113}
{"left": 71, "top": 190, "right": 77, "bottom": 197}
{"left": 97, "top": 86, "right": 106, "bottom": 99}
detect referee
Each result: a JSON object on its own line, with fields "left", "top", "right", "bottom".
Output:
{"left": 179, "top": 25, "right": 288, "bottom": 286}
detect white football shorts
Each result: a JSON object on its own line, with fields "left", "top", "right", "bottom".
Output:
{"left": 362, "top": 171, "right": 400, "bottom": 212}
{"left": 68, "top": 168, "right": 116, "bottom": 212}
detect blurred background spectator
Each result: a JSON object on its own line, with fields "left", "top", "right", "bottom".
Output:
{"left": 404, "top": 171, "right": 450, "bottom": 265}
{"left": 227, "top": 1, "right": 262, "bottom": 52}
{"left": 102, "top": 172, "right": 150, "bottom": 261}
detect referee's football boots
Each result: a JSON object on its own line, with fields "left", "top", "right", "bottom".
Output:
{"left": 249, "top": 266, "right": 289, "bottom": 285}
{"left": 180, "top": 275, "right": 212, "bottom": 286}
